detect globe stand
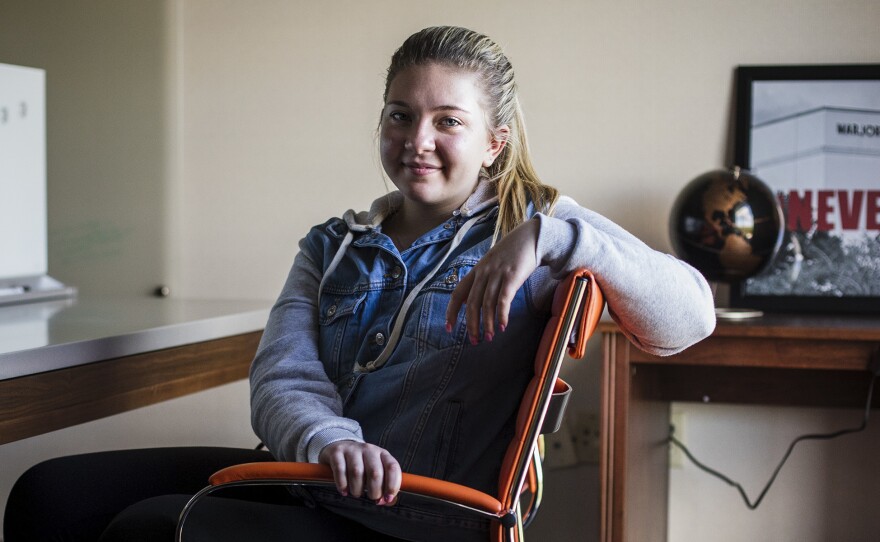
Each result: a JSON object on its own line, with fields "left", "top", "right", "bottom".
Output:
{"left": 711, "top": 282, "right": 763, "bottom": 320}
{"left": 715, "top": 307, "right": 763, "bottom": 320}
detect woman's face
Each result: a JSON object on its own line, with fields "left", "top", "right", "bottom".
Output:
{"left": 380, "top": 63, "right": 507, "bottom": 216}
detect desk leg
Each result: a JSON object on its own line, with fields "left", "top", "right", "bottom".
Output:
{"left": 600, "top": 333, "right": 670, "bottom": 542}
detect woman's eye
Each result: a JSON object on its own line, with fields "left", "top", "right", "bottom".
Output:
{"left": 389, "top": 111, "right": 409, "bottom": 122}
{"left": 439, "top": 117, "right": 462, "bottom": 127}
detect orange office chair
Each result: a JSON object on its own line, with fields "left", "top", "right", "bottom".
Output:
{"left": 176, "top": 269, "right": 604, "bottom": 542}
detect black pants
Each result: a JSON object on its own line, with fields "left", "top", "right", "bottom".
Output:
{"left": 4, "top": 447, "right": 406, "bottom": 542}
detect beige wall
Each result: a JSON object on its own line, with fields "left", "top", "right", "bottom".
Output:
{"left": 0, "top": 0, "right": 174, "bottom": 297}
{"left": 1, "top": 0, "right": 879, "bottom": 540}
{"left": 173, "top": 0, "right": 880, "bottom": 301}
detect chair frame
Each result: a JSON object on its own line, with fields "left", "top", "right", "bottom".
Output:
{"left": 176, "top": 270, "right": 603, "bottom": 542}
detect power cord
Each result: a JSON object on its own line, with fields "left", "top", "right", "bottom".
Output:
{"left": 668, "top": 361, "right": 878, "bottom": 510}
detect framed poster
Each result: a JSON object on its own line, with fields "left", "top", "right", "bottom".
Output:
{"left": 730, "top": 64, "right": 880, "bottom": 314}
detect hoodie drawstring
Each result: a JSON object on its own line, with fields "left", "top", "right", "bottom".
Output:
{"left": 357, "top": 210, "right": 488, "bottom": 373}
{"left": 318, "top": 209, "right": 490, "bottom": 374}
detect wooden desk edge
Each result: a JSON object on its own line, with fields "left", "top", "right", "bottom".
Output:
{"left": 599, "top": 315, "right": 880, "bottom": 342}
{"left": 0, "top": 330, "right": 262, "bottom": 445}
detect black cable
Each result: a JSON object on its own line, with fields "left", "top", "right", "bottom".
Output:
{"left": 667, "top": 371, "right": 877, "bottom": 510}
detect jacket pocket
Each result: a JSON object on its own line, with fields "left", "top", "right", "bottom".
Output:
{"left": 412, "top": 261, "right": 475, "bottom": 350}
{"left": 430, "top": 401, "right": 462, "bottom": 480}
{"left": 318, "top": 290, "right": 367, "bottom": 381}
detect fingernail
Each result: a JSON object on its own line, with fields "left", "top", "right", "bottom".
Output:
{"left": 445, "top": 321, "right": 452, "bottom": 333}
{"left": 499, "top": 324, "right": 506, "bottom": 333}
{"left": 470, "top": 335, "right": 478, "bottom": 345}
{"left": 340, "top": 489, "right": 349, "bottom": 497}
{"left": 484, "top": 332, "right": 494, "bottom": 342}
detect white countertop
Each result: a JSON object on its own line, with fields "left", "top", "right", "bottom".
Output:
{"left": 0, "top": 295, "right": 272, "bottom": 380}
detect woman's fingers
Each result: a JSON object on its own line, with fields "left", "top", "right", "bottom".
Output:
{"left": 447, "top": 222, "right": 539, "bottom": 342}
{"left": 448, "top": 266, "right": 512, "bottom": 343}
{"left": 318, "top": 441, "right": 401, "bottom": 506}
{"left": 319, "top": 442, "right": 350, "bottom": 496}
{"left": 379, "top": 450, "right": 402, "bottom": 506}
{"left": 494, "top": 279, "right": 517, "bottom": 334}
{"left": 344, "top": 445, "right": 366, "bottom": 498}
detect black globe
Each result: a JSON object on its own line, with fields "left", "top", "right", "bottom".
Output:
{"left": 669, "top": 168, "right": 784, "bottom": 283}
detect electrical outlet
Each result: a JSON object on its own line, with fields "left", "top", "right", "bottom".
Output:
{"left": 543, "top": 422, "right": 578, "bottom": 469}
{"left": 669, "top": 406, "right": 686, "bottom": 469}
{"left": 570, "top": 411, "right": 601, "bottom": 464}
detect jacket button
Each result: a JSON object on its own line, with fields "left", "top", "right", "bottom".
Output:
{"left": 445, "top": 274, "right": 459, "bottom": 285}
{"left": 443, "top": 222, "right": 452, "bottom": 230}
{"left": 374, "top": 332, "right": 386, "bottom": 345}
{"left": 390, "top": 266, "right": 402, "bottom": 279}
{"left": 327, "top": 304, "right": 337, "bottom": 317}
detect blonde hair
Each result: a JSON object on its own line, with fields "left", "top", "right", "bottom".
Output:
{"left": 383, "top": 26, "right": 558, "bottom": 239}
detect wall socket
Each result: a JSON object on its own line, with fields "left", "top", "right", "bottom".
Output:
{"left": 543, "top": 423, "right": 579, "bottom": 469}
{"left": 570, "top": 411, "right": 601, "bottom": 464}
{"left": 543, "top": 410, "right": 602, "bottom": 468}
{"left": 669, "top": 407, "right": 686, "bottom": 469}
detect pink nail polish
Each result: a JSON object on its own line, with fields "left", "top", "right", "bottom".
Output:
{"left": 470, "top": 335, "right": 478, "bottom": 345}
{"left": 484, "top": 332, "right": 494, "bottom": 342}
{"left": 445, "top": 321, "right": 452, "bottom": 333}
{"left": 499, "top": 324, "right": 506, "bottom": 333}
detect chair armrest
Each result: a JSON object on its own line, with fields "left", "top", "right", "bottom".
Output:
{"left": 566, "top": 269, "right": 604, "bottom": 359}
{"left": 209, "top": 462, "right": 505, "bottom": 515}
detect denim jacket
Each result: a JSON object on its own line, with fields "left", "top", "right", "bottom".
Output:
{"left": 250, "top": 180, "right": 715, "bottom": 539}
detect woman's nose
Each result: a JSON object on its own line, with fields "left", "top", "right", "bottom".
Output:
{"left": 404, "top": 122, "right": 436, "bottom": 153}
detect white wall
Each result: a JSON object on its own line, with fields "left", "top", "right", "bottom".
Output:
{"left": 669, "top": 402, "right": 880, "bottom": 542}
{"left": 1, "top": 0, "right": 879, "bottom": 540}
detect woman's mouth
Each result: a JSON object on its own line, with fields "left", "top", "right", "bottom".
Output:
{"left": 405, "top": 162, "right": 440, "bottom": 176}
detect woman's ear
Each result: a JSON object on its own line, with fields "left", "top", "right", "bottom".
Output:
{"left": 483, "top": 125, "right": 510, "bottom": 167}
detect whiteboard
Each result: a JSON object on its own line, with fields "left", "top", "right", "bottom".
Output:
{"left": 0, "top": 63, "right": 47, "bottom": 279}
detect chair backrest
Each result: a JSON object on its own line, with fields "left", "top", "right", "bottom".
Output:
{"left": 178, "top": 269, "right": 604, "bottom": 542}
{"left": 495, "top": 269, "right": 604, "bottom": 539}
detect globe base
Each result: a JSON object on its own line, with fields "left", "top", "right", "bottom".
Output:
{"left": 715, "top": 307, "right": 763, "bottom": 320}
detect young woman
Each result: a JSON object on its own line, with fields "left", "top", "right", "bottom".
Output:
{"left": 248, "top": 25, "right": 714, "bottom": 541}
{"left": 5, "top": 26, "right": 714, "bottom": 542}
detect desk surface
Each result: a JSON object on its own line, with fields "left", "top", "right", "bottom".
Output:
{"left": 0, "top": 296, "right": 271, "bottom": 380}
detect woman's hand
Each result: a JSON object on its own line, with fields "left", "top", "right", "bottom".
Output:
{"left": 446, "top": 218, "right": 540, "bottom": 343}
{"left": 318, "top": 440, "right": 401, "bottom": 506}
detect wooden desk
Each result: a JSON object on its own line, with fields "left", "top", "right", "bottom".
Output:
{"left": 598, "top": 314, "right": 880, "bottom": 542}
{"left": 0, "top": 296, "right": 270, "bottom": 445}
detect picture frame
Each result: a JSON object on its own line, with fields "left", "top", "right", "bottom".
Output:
{"left": 729, "top": 64, "right": 880, "bottom": 314}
